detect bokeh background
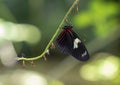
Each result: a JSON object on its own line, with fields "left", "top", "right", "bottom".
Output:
{"left": 0, "top": 0, "right": 120, "bottom": 85}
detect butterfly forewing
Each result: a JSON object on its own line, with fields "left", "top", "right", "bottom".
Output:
{"left": 56, "top": 30, "right": 72, "bottom": 54}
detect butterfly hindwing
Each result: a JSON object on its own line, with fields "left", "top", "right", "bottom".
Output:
{"left": 71, "top": 31, "right": 89, "bottom": 61}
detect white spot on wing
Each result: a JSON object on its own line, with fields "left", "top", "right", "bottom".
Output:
{"left": 82, "top": 51, "right": 87, "bottom": 57}
{"left": 73, "top": 38, "right": 81, "bottom": 49}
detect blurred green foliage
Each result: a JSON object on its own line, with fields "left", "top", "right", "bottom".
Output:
{"left": 0, "top": 0, "right": 120, "bottom": 85}
{"left": 73, "top": 0, "right": 119, "bottom": 37}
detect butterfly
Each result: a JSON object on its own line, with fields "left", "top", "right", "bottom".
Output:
{"left": 56, "top": 25, "right": 89, "bottom": 61}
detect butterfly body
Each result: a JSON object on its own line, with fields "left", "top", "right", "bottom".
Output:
{"left": 56, "top": 26, "right": 89, "bottom": 61}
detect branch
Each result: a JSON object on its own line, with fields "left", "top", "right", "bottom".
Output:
{"left": 18, "top": 0, "right": 79, "bottom": 61}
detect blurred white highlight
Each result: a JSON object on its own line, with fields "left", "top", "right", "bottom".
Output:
{"left": 0, "top": 41, "right": 17, "bottom": 67}
{"left": 11, "top": 70, "right": 48, "bottom": 85}
{"left": 98, "top": 57, "right": 119, "bottom": 79}
{"left": 0, "top": 25, "right": 5, "bottom": 37}
{"left": 22, "top": 72, "right": 47, "bottom": 85}
{"left": 0, "top": 20, "right": 41, "bottom": 44}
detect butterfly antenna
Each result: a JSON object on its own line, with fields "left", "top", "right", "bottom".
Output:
{"left": 65, "top": 19, "right": 73, "bottom": 26}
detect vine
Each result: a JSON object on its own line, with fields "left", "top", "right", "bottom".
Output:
{"left": 18, "top": 0, "right": 79, "bottom": 61}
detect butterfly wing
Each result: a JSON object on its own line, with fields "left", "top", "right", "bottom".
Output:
{"left": 56, "top": 29, "right": 89, "bottom": 61}
{"left": 56, "top": 30, "right": 73, "bottom": 54}
{"left": 70, "top": 31, "right": 89, "bottom": 61}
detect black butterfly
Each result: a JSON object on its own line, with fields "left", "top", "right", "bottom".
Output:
{"left": 56, "top": 25, "right": 89, "bottom": 61}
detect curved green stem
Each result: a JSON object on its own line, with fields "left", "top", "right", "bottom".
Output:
{"left": 18, "top": 0, "right": 79, "bottom": 61}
